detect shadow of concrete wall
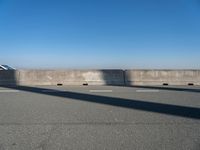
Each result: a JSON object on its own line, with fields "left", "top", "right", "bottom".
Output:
{"left": 2, "top": 85, "right": 200, "bottom": 119}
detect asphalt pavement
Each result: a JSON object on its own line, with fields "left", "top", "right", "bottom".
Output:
{"left": 0, "top": 85, "right": 200, "bottom": 150}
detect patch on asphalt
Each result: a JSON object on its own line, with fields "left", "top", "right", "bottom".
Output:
{"left": 89, "top": 90, "right": 113, "bottom": 93}
{"left": 41, "top": 89, "right": 66, "bottom": 93}
{"left": 0, "top": 90, "right": 20, "bottom": 93}
{"left": 136, "top": 89, "right": 159, "bottom": 93}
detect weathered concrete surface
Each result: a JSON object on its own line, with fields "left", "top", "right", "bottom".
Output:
{"left": 1, "top": 69, "right": 200, "bottom": 86}
{"left": 125, "top": 70, "right": 200, "bottom": 86}
{"left": 18, "top": 70, "right": 125, "bottom": 86}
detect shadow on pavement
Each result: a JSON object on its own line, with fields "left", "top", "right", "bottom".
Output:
{"left": 2, "top": 85, "right": 200, "bottom": 120}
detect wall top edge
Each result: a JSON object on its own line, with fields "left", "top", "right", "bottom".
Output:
{"left": 1, "top": 69, "right": 200, "bottom": 72}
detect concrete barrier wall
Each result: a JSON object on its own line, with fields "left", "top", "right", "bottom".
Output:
{"left": 18, "top": 70, "right": 125, "bottom": 85}
{"left": 125, "top": 70, "right": 200, "bottom": 86}
{"left": 1, "top": 69, "right": 200, "bottom": 86}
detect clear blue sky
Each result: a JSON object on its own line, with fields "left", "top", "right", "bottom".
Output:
{"left": 0, "top": 0, "right": 200, "bottom": 69}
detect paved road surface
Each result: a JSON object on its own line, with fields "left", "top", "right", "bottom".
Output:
{"left": 0, "top": 85, "right": 200, "bottom": 150}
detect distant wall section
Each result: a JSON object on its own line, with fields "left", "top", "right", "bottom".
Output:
{"left": 125, "top": 70, "right": 200, "bottom": 86}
